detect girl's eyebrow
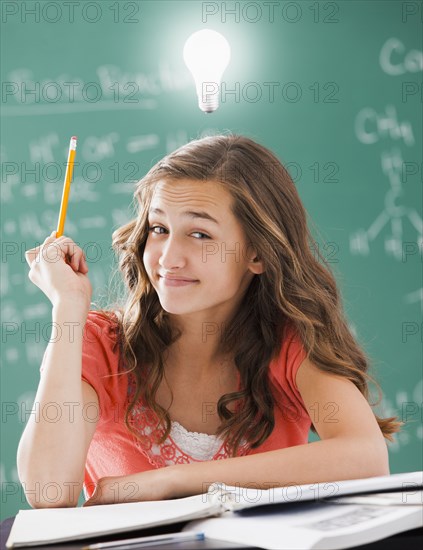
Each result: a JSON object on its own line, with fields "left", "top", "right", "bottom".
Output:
{"left": 148, "top": 207, "right": 220, "bottom": 225}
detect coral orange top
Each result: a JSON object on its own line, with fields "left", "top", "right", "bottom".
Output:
{"left": 43, "top": 310, "right": 311, "bottom": 499}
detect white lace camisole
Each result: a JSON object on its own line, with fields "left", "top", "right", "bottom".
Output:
{"left": 169, "top": 420, "right": 224, "bottom": 461}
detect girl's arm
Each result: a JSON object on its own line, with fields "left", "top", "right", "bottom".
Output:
{"left": 168, "top": 357, "right": 390, "bottom": 498}
{"left": 17, "top": 301, "right": 99, "bottom": 508}
{"left": 170, "top": 358, "right": 390, "bottom": 497}
{"left": 83, "top": 357, "right": 390, "bottom": 505}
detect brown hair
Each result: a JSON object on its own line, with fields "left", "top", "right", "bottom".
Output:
{"left": 95, "top": 134, "right": 402, "bottom": 457}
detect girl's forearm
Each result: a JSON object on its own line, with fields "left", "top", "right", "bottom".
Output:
{"left": 169, "top": 437, "right": 390, "bottom": 499}
{"left": 17, "top": 301, "right": 90, "bottom": 508}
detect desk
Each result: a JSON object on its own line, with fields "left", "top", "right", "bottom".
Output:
{"left": 1, "top": 516, "right": 423, "bottom": 550}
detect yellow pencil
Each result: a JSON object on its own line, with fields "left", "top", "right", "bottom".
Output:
{"left": 56, "top": 136, "right": 77, "bottom": 238}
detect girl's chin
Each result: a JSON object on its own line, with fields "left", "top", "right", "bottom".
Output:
{"left": 157, "top": 296, "right": 195, "bottom": 309}
{"left": 159, "top": 306, "right": 195, "bottom": 316}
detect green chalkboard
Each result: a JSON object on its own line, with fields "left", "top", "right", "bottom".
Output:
{"left": 1, "top": 0, "right": 422, "bottom": 520}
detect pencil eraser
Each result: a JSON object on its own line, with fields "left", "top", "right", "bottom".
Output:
{"left": 71, "top": 136, "right": 77, "bottom": 140}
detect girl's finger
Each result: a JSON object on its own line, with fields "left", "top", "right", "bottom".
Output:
{"left": 25, "top": 232, "right": 56, "bottom": 258}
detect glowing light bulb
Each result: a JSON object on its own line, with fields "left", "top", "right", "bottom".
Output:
{"left": 183, "top": 29, "right": 231, "bottom": 113}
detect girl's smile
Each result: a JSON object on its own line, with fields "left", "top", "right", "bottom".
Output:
{"left": 160, "top": 276, "right": 199, "bottom": 287}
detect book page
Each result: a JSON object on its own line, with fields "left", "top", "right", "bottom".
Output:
{"left": 210, "top": 471, "right": 423, "bottom": 512}
{"left": 6, "top": 493, "right": 221, "bottom": 548}
{"left": 327, "top": 490, "right": 423, "bottom": 506}
{"left": 183, "top": 502, "right": 423, "bottom": 550}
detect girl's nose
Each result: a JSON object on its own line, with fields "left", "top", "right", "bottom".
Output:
{"left": 158, "top": 235, "right": 186, "bottom": 271}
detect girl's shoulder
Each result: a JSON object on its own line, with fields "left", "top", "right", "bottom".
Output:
{"left": 86, "top": 308, "right": 120, "bottom": 326}
{"left": 84, "top": 309, "right": 121, "bottom": 353}
{"left": 269, "top": 321, "right": 307, "bottom": 395}
{"left": 81, "top": 309, "right": 127, "bottom": 417}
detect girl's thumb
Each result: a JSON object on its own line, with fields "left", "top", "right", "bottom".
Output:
{"left": 43, "top": 231, "right": 57, "bottom": 243}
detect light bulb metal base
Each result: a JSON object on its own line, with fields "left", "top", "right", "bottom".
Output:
{"left": 197, "top": 82, "right": 220, "bottom": 113}
{"left": 198, "top": 93, "right": 219, "bottom": 113}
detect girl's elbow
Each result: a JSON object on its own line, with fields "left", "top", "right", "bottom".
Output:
{"left": 377, "top": 453, "right": 390, "bottom": 477}
{"left": 365, "top": 439, "right": 390, "bottom": 477}
{"left": 20, "top": 477, "right": 82, "bottom": 509}
{"left": 27, "top": 493, "right": 79, "bottom": 509}
{"left": 30, "top": 501, "right": 78, "bottom": 509}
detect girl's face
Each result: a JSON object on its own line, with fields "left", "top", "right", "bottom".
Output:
{"left": 143, "top": 179, "right": 264, "bottom": 318}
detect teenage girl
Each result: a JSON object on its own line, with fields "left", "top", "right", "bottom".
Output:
{"left": 19, "top": 135, "right": 401, "bottom": 508}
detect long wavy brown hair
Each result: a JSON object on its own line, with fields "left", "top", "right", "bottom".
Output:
{"left": 94, "top": 134, "right": 402, "bottom": 457}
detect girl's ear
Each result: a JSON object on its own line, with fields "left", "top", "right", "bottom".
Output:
{"left": 248, "top": 256, "right": 265, "bottom": 275}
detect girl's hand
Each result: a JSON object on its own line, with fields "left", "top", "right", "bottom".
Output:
{"left": 83, "top": 469, "right": 177, "bottom": 507}
{"left": 25, "top": 231, "right": 92, "bottom": 311}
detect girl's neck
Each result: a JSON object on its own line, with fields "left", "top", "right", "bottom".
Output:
{"left": 164, "top": 342, "right": 232, "bottom": 379}
{"left": 165, "top": 312, "right": 233, "bottom": 375}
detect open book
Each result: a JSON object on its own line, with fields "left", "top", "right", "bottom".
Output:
{"left": 6, "top": 471, "right": 422, "bottom": 549}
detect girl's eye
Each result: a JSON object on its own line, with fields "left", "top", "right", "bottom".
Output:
{"left": 147, "top": 226, "right": 210, "bottom": 239}
{"left": 191, "top": 231, "right": 210, "bottom": 239}
{"left": 147, "top": 226, "right": 165, "bottom": 235}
